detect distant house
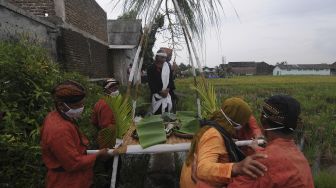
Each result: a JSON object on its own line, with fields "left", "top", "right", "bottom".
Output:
{"left": 331, "top": 62, "right": 336, "bottom": 75}
{"left": 203, "top": 67, "right": 218, "bottom": 78}
{"left": 273, "top": 64, "right": 331, "bottom": 76}
{"left": 256, "top": 62, "right": 275, "bottom": 75}
{"left": 228, "top": 61, "right": 273, "bottom": 75}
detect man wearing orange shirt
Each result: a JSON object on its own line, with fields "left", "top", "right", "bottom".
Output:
{"left": 228, "top": 95, "right": 314, "bottom": 188}
{"left": 41, "top": 80, "right": 109, "bottom": 188}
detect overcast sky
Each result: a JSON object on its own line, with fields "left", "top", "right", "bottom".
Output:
{"left": 96, "top": 0, "right": 336, "bottom": 67}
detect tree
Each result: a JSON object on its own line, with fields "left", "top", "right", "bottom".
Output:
{"left": 117, "top": 11, "right": 165, "bottom": 71}
{"left": 142, "top": 14, "right": 165, "bottom": 71}
{"left": 110, "top": 0, "right": 224, "bottom": 49}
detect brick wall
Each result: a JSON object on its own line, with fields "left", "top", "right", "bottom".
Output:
{"left": 64, "top": 0, "right": 107, "bottom": 42}
{"left": 58, "top": 28, "right": 110, "bottom": 78}
{"left": 8, "top": 0, "right": 55, "bottom": 17}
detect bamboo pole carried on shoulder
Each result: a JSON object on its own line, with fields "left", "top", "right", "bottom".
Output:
{"left": 182, "top": 27, "right": 202, "bottom": 118}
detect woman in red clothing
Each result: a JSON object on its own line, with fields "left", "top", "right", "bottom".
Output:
{"left": 40, "top": 80, "right": 110, "bottom": 188}
{"left": 228, "top": 95, "right": 314, "bottom": 188}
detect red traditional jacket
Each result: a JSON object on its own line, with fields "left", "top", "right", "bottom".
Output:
{"left": 228, "top": 138, "right": 314, "bottom": 188}
{"left": 236, "top": 115, "right": 263, "bottom": 140}
{"left": 41, "top": 111, "right": 96, "bottom": 188}
{"left": 91, "top": 99, "right": 116, "bottom": 129}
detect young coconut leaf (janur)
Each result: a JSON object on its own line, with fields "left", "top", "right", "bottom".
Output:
{"left": 103, "top": 95, "right": 133, "bottom": 139}
{"left": 191, "top": 77, "right": 218, "bottom": 118}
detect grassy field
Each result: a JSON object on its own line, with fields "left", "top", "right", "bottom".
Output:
{"left": 175, "top": 75, "right": 336, "bottom": 172}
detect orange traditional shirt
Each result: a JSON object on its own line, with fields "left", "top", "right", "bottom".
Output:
{"left": 41, "top": 111, "right": 97, "bottom": 188}
{"left": 228, "top": 138, "right": 314, "bottom": 188}
{"left": 180, "top": 128, "right": 234, "bottom": 188}
{"left": 91, "top": 99, "right": 116, "bottom": 129}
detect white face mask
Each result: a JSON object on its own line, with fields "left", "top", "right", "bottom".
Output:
{"left": 109, "top": 90, "right": 119, "bottom": 97}
{"left": 264, "top": 126, "right": 294, "bottom": 131}
{"left": 220, "top": 109, "right": 243, "bottom": 130}
{"left": 63, "top": 103, "right": 84, "bottom": 119}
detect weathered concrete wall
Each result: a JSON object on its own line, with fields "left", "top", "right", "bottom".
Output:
{"left": 64, "top": 0, "right": 107, "bottom": 42}
{"left": 107, "top": 19, "right": 142, "bottom": 84}
{"left": 109, "top": 49, "right": 137, "bottom": 85}
{"left": 0, "top": 0, "right": 58, "bottom": 58}
{"left": 108, "top": 20, "right": 142, "bottom": 45}
{"left": 59, "top": 28, "right": 110, "bottom": 78}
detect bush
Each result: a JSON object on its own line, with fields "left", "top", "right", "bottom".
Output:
{"left": 0, "top": 39, "right": 105, "bottom": 187}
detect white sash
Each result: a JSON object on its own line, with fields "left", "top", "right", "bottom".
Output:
{"left": 151, "top": 62, "right": 172, "bottom": 114}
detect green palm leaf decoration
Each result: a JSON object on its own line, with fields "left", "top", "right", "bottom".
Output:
{"left": 103, "top": 95, "right": 133, "bottom": 139}
{"left": 191, "top": 77, "right": 218, "bottom": 118}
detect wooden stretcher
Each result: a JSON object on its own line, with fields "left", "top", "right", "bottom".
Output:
{"left": 87, "top": 125, "right": 265, "bottom": 188}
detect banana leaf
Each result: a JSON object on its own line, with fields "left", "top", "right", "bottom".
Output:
{"left": 176, "top": 117, "right": 200, "bottom": 135}
{"left": 175, "top": 111, "right": 200, "bottom": 134}
{"left": 136, "top": 115, "right": 166, "bottom": 148}
{"left": 162, "top": 112, "right": 177, "bottom": 122}
{"left": 176, "top": 111, "right": 197, "bottom": 118}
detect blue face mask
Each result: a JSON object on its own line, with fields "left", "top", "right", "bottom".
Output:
{"left": 63, "top": 103, "right": 84, "bottom": 119}
{"left": 220, "top": 109, "right": 243, "bottom": 130}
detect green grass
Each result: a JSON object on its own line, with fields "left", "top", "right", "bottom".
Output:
{"left": 314, "top": 170, "right": 336, "bottom": 188}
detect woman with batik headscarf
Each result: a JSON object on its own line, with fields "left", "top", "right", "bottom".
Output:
{"left": 228, "top": 95, "right": 314, "bottom": 188}
{"left": 40, "top": 80, "right": 110, "bottom": 188}
{"left": 180, "top": 97, "right": 268, "bottom": 188}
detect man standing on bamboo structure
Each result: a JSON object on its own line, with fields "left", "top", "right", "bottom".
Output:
{"left": 147, "top": 49, "right": 176, "bottom": 115}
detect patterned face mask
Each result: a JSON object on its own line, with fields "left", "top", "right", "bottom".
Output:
{"left": 220, "top": 109, "right": 243, "bottom": 130}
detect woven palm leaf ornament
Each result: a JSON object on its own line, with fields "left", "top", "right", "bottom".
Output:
{"left": 97, "top": 95, "right": 132, "bottom": 148}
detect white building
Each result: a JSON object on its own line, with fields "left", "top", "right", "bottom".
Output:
{"left": 273, "top": 64, "right": 331, "bottom": 76}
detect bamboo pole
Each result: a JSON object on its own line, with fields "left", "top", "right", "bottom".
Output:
{"left": 182, "top": 27, "right": 201, "bottom": 118}
{"left": 87, "top": 139, "right": 266, "bottom": 156}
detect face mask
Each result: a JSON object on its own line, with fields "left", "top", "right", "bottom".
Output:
{"left": 220, "top": 109, "right": 243, "bottom": 130}
{"left": 109, "top": 90, "right": 119, "bottom": 97}
{"left": 63, "top": 103, "right": 84, "bottom": 119}
{"left": 264, "top": 126, "right": 294, "bottom": 131}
